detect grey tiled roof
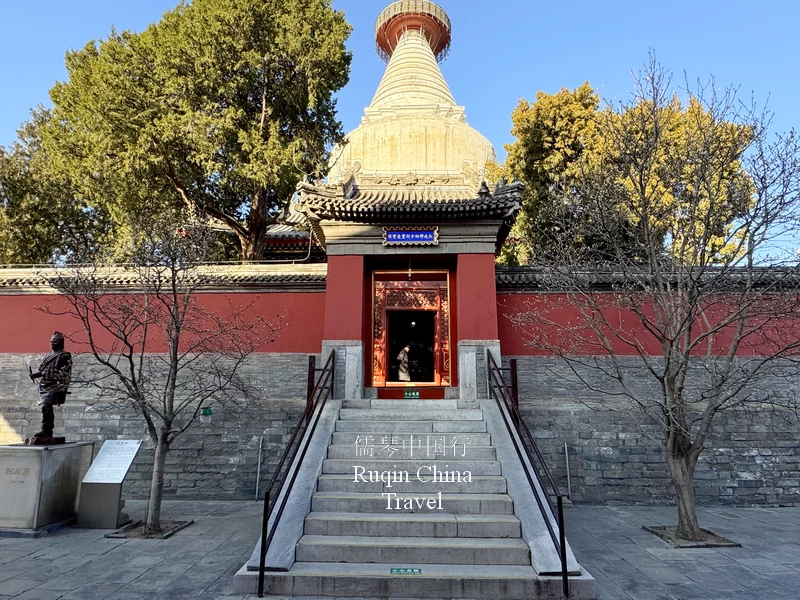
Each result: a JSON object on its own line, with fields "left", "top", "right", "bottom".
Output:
{"left": 495, "top": 266, "right": 800, "bottom": 290}
{"left": 296, "top": 180, "right": 524, "bottom": 223}
{"left": 0, "top": 264, "right": 328, "bottom": 294}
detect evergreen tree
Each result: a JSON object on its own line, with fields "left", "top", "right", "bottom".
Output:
{"left": 43, "top": 0, "right": 351, "bottom": 260}
{"left": 0, "top": 109, "right": 111, "bottom": 264}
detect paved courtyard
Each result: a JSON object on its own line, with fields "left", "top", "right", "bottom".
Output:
{"left": 0, "top": 501, "right": 797, "bottom": 599}
{"left": 568, "top": 505, "right": 800, "bottom": 600}
{"left": 0, "top": 500, "right": 259, "bottom": 600}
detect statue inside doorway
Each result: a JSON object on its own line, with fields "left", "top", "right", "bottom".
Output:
{"left": 28, "top": 331, "right": 72, "bottom": 444}
{"left": 397, "top": 345, "right": 411, "bottom": 382}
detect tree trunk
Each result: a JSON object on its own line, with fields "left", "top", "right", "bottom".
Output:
{"left": 146, "top": 430, "right": 169, "bottom": 532}
{"left": 241, "top": 230, "right": 265, "bottom": 261}
{"left": 667, "top": 452, "right": 705, "bottom": 541}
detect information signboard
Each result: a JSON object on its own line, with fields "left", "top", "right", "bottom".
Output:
{"left": 383, "top": 227, "right": 439, "bottom": 246}
{"left": 82, "top": 440, "right": 142, "bottom": 484}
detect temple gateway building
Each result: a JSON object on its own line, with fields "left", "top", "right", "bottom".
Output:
{"left": 1, "top": 1, "right": 797, "bottom": 599}
{"left": 295, "top": 0, "right": 521, "bottom": 403}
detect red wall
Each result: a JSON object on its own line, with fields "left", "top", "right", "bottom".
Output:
{"left": 0, "top": 292, "right": 325, "bottom": 354}
{"left": 498, "top": 292, "right": 800, "bottom": 357}
{"left": 456, "top": 254, "right": 499, "bottom": 340}
{"left": 323, "top": 255, "right": 365, "bottom": 340}
{"left": 6, "top": 284, "right": 795, "bottom": 359}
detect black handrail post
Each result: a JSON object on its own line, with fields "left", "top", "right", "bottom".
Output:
{"left": 306, "top": 356, "right": 316, "bottom": 403}
{"left": 510, "top": 358, "right": 519, "bottom": 426}
{"left": 558, "top": 495, "right": 569, "bottom": 598}
{"left": 257, "top": 489, "right": 270, "bottom": 597}
{"left": 330, "top": 350, "right": 336, "bottom": 399}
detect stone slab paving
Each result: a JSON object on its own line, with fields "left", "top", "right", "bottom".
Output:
{"left": 0, "top": 500, "right": 261, "bottom": 600}
{"left": 0, "top": 501, "right": 798, "bottom": 599}
{"left": 567, "top": 505, "right": 800, "bottom": 600}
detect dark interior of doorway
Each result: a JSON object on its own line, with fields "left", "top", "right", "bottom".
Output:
{"left": 387, "top": 310, "right": 435, "bottom": 383}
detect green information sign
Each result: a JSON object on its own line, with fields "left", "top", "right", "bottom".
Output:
{"left": 390, "top": 568, "right": 422, "bottom": 575}
{"left": 404, "top": 390, "right": 420, "bottom": 399}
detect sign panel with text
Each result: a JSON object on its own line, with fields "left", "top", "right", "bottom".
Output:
{"left": 82, "top": 440, "right": 142, "bottom": 484}
{"left": 383, "top": 227, "right": 439, "bottom": 246}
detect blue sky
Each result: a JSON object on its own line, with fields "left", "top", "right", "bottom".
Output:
{"left": 1, "top": 0, "right": 798, "bottom": 162}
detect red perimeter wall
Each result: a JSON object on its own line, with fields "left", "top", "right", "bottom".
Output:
{"left": 4, "top": 289, "right": 796, "bottom": 357}
{"left": 498, "top": 292, "right": 800, "bottom": 357}
{"left": 0, "top": 292, "right": 325, "bottom": 354}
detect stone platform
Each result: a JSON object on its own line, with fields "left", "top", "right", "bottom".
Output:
{"left": 0, "top": 441, "right": 94, "bottom": 537}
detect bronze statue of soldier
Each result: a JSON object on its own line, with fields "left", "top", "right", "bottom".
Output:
{"left": 28, "top": 331, "right": 72, "bottom": 445}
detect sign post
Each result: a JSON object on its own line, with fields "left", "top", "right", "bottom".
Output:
{"left": 77, "top": 440, "right": 142, "bottom": 529}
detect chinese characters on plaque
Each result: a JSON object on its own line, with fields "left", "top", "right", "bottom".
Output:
{"left": 383, "top": 227, "right": 439, "bottom": 246}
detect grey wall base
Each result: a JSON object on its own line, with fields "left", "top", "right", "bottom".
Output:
{"left": 322, "top": 341, "right": 363, "bottom": 400}
{"left": 506, "top": 355, "right": 800, "bottom": 507}
{"left": 1, "top": 351, "right": 798, "bottom": 506}
{"left": 458, "top": 340, "right": 499, "bottom": 403}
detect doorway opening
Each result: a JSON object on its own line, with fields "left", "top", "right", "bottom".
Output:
{"left": 370, "top": 269, "right": 451, "bottom": 387}
{"left": 387, "top": 310, "right": 435, "bottom": 383}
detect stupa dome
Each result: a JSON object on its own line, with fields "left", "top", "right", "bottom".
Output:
{"left": 327, "top": 1, "right": 496, "bottom": 191}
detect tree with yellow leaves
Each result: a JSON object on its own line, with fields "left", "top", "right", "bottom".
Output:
{"left": 500, "top": 64, "right": 755, "bottom": 265}
{"left": 507, "top": 56, "right": 800, "bottom": 542}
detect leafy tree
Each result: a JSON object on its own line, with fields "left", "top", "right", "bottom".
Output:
{"left": 0, "top": 109, "right": 111, "bottom": 264}
{"left": 498, "top": 83, "right": 600, "bottom": 264}
{"left": 500, "top": 71, "right": 754, "bottom": 264}
{"left": 45, "top": 0, "right": 351, "bottom": 260}
{"left": 509, "top": 59, "right": 800, "bottom": 541}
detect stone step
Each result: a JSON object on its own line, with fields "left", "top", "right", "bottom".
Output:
{"left": 316, "top": 474, "right": 507, "bottom": 494}
{"left": 331, "top": 431, "right": 492, "bottom": 445}
{"left": 368, "top": 399, "right": 459, "bottom": 410}
{"left": 341, "top": 399, "right": 372, "bottom": 409}
{"left": 295, "top": 535, "right": 531, "bottom": 566}
{"left": 335, "top": 420, "right": 487, "bottom": 433}
{"left": 326, "top": 444, "right": 497, "bottom": 461}
{"left": 235, "top": 562, "right": 596, "bottom": 598}
{"left": 303, "top": 512, "right": 521, "bottom": 538}
{"left": 311, "top": 492, "right": 514, "bottom": 514}
{"left": 339, "top": 409, "right": 484, "bottom": 421}
{"left": 322, "top": 458, "right": 502, "bottom": 476}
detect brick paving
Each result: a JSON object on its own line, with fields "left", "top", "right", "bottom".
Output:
{"left": 0, "top": 501, "right": 798, "bottom": 599}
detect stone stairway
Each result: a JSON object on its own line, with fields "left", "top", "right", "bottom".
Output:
{"left": 236, "top": 398, "right": 595, "bottom": 598}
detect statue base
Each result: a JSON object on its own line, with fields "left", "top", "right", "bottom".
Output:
{"left": 25, "top": 437, "right": 66, "bottom": 446}
{"left": 0, "top": 442, "right": 94, "bottom": 536}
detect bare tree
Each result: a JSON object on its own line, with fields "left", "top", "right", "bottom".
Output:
{"left": 41, "top": 212, "right": 281, "bottom": 532}
{"left": 509, "top": 57, "right": 800, "bottom": 541}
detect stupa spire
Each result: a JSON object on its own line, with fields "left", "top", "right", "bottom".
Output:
{"left": 369, "top": 28, "right": 456, "bottom": 109}
{"left": 369, "top": 1, "right": 458, "bottom": 112}
{"left": 324, "top": 0, "right": 496, "bottom": 186}
{"left": 375, "top": 0, "right": 452, "bottom": 63}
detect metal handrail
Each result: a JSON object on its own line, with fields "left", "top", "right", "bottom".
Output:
{"left": 490, "top": 358, "right": 561, "bottom": 500}
{"left": 257, "top": 351, "right": 335, "bottom": 597}
{"left": 487, "top": 353, "right": 570, "bottom": 598}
